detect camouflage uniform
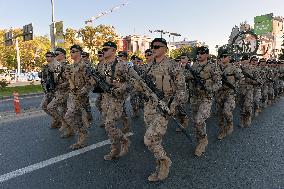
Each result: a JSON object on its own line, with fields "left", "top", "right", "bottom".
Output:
{"left": 267, "top": 66, "right": 275, "bottom": 105}
{"left": 186, "top": 61, "right": 221, "bottom": 156}
{"left": 64, "top": 59, "right": 95, "bottom": 149}
{"left": 46, "top": 61, "right": 70, "bottom": 134}
{"left": 216, "top": 63, "right": 243, "bottom": 139}
{"left": 40, "top": 60, "right": 61, "bottom": 128}
{"left": 103, "top": 59, "right": 131, "bottom": 160}
{"left": 130, "top": 64, "right": 147, "bottom": 118}
{"left": 239, "top": 63, "right": 260, "bottom": 127}
{"left": 174, "top": 63, "right": 190, "bottom": 132}
{"left": 252, "top": 65, "right": 262, "bottom": 117}
{"left": 259, "top": 66, "right": 269, "bottom": 108}
{"left": 83, "top": 61, "right": 94, "bottom": 124}
{"left": 131, "top": 57, "right": 187, "bottom": 181}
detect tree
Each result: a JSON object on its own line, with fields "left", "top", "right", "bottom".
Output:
{"left": 0, "top": 29, "right": 51, "bottom": 71}
{"left": 79, "top": 25, "right": 118, "bottom": 61}
{"left": 170, "top": 45, "right": 196, "bottom": 59}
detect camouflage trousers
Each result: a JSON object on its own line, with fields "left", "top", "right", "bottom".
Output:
{"left": 130, "top": 92, "right": 144, "bottom": 116}
{"left": 104, "top": 97, "right": 125, "bottom": 149}
{"left": 253, "top": 86, "right": 262, "bottom": 110}
{"left": 81, "top": 93, "right": 92, "bottom": 121}
{"left": 64, "top": 93, "right": 88, "bottom": 133}
{"left": 47, "top": 89, "right": 68, "bottom": 123}
{"left": 261, "top": 84, "right": 268, "bottom": 107}
{"left": 190, "top": 96, "right": 213, "bottom": 140}
{"left": 239, "top": 86, "right": 253, "bottom": 117}
{"left": 144, "top": 101, "right": 169, "bottom": 160}
{"left": 100, "top": 93, "right": 111, "bottom": 125}
{"left": 95, "top": 93, "right": 102, "bottom": 112}
{"left": 268, "top": 82, "right": 274, "bottom": 101}
{"left": 41, "top": 92, "right": 54, "bottom": 116}
{"left": 216, "top": 91, "right": 235, "bottom": 125}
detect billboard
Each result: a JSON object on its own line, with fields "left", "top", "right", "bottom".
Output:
{"left": 55, "top": 21, "right": 64, "bottom": 47}
{"left": 254, "top": 13, "right": 273, "bottom": 35}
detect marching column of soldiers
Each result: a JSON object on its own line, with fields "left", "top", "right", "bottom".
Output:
{"left": 40, "top": 38, "right": 284, "bottom": 182}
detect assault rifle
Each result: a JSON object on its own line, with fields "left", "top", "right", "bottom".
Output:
{"left": 130, "top": 70, "right": 193, "bottom": 143}
{"left": 85, "top": 67, "right": 115, "bottom": 96}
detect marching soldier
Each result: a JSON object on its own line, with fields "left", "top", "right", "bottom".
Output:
{"left": 145, "top": 49, "right": 154, "bottom": 65}
{"left": 185, "top": 46, "right": 222, "bottom": 156}
{"left": 100, "top": 41, "right": 131, "bottom": 161}
{"left": 258, "top": 58, "right": 269, "bottom": 109}
{"left": 81, "top": 51, "right": 93, "bottom": 125}
{"left": 46, "top": 48, "right": 72, "bottom": 136}
{"left": 174, "top": 53, "right": 190, "bottom": 132}
{"left": 64, "top": 45, "right": 96, "bottom": 149}
{"left": 239, "top": 56, "right": 260, "bottom": 128}
{"left": 250, "top": 56, "right": 262, "bottom": 117}
{"left": 216, "top": 50, "right": 243, "bottom": 139}
{"left": 94, "top": 50, "right": 105, "bottom": 119}
{"left": 40, "top": 51, "right": 61, "bottom": 129}
{"left": 130, "top": 38, "right": 187, "bottom": 182}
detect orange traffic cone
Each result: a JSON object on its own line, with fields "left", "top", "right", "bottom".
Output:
{"left": 13, "top": 91, "right": 21, "bottom": 114}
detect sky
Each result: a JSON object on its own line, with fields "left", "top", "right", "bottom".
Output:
{"left": 0, "top": 0, "right": 284, "bottom": 53}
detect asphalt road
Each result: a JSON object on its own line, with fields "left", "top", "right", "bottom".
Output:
{"left": 0, "top": 97, "right": 283, "bottom": 189}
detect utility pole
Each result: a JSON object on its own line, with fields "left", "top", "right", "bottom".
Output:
{"left": 50, "top": 0, "right": 56, "bottom": 51}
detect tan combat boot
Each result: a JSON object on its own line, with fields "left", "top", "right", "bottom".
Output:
{"left": 59, "top": 120, "right": 68, "bottom": 132}
{"left": 50, "top": 119, "right": 61, "bottom": 129}
{"left": 70, "top": 130, "right": 88, "bottom": 150}
{"left": 239, "top": 115, "right": 245, "bottom": 128}
{"left": 148, "top": 160, "right": 160, "bottom": 182}
{"left": 226, "top": 121, "right": 234, "bottom": 135}
{"left": 254, "top": 108, "right": 261, "bottom": 117}
{"left": 176, "top": 116, "right": 189, "bottom": 132}
{"left": 119, "top": 137, "right": 130, "bottom": 157}
{"left": 244, "top": 115, "right": 252, "bottom": 128}
{"left": 217, "top": 119, "right": 226, "bottom": 140}
{"left": 61, "top": 126, "right": 74, "bottom": 138}
{"left": 104, "top": 144, "right": 120, "bottom": 161}
{"left": 157, "top": 157, "right": 172, "bottom": 181}
{"left": 194, "top": 136, "right": 208, "bottom": 157}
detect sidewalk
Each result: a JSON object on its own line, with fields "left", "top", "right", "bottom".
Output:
{"left": 8, "top": 81, "right": 41, "bottom": 87}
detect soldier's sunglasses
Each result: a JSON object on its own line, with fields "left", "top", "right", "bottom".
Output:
{"left": 145, "top": 53, "right": 152, "bottom": 57}
{"left": 45, "top": 56, "right": 53, "bottom": 58}
{"left": 102, "top": 48, "right": 111, "bottom": 52}
{"left": 98, "top": 54, "right": 103, "bottom": 57}
{"left": 197, "top": 51, "right": 206, "bottom": 55}
{"left": 220, "top": 55, "right": 228, "bottom": 58}
{"left": 70, "top": 50, "right": 79, "bottom": 53}
{"left": 151, "top": 45, "right": 165, "bottom": 49}
{"left": 54, "top": 52, "right": 62, "bottom": 56}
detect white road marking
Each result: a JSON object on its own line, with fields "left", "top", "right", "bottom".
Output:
{"left": 0, "top": 132, "right": 133, "bottom": 183}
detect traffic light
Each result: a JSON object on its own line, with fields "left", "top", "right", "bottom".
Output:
{"left": 23, "top": 23, "right": 33, "bottom": 41}
{"left": 4, "top": 30, "right": 13, "bottom": 46}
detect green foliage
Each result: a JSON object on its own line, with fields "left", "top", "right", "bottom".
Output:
{"left": 0, "top": 84, "right": 42, "bottom": 97}
{"left": 0, "top": 79, "right": 8, "bottom": 89}
{"left": 78, "top": 25, "right": 118, "bottom": 62}
{"left": 0, "top": 25, "right": 118, "bottom": 70}
{"left": 170, "top": 45, "right": 199, "bottom": 60}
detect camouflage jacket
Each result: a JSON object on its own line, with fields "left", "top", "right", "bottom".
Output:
{"left": 185, "top": 61, "right": 222, "bottom": 98}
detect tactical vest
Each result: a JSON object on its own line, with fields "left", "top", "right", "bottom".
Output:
{"left": 69, "top": 61, "right": 87, "bottom": 91}
{"left": 147, "top": 58, "right": 176, "bottom": 97}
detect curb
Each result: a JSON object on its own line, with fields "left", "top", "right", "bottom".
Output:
{"left": 0, "top": 92, "right": 44, "bottom": 101}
